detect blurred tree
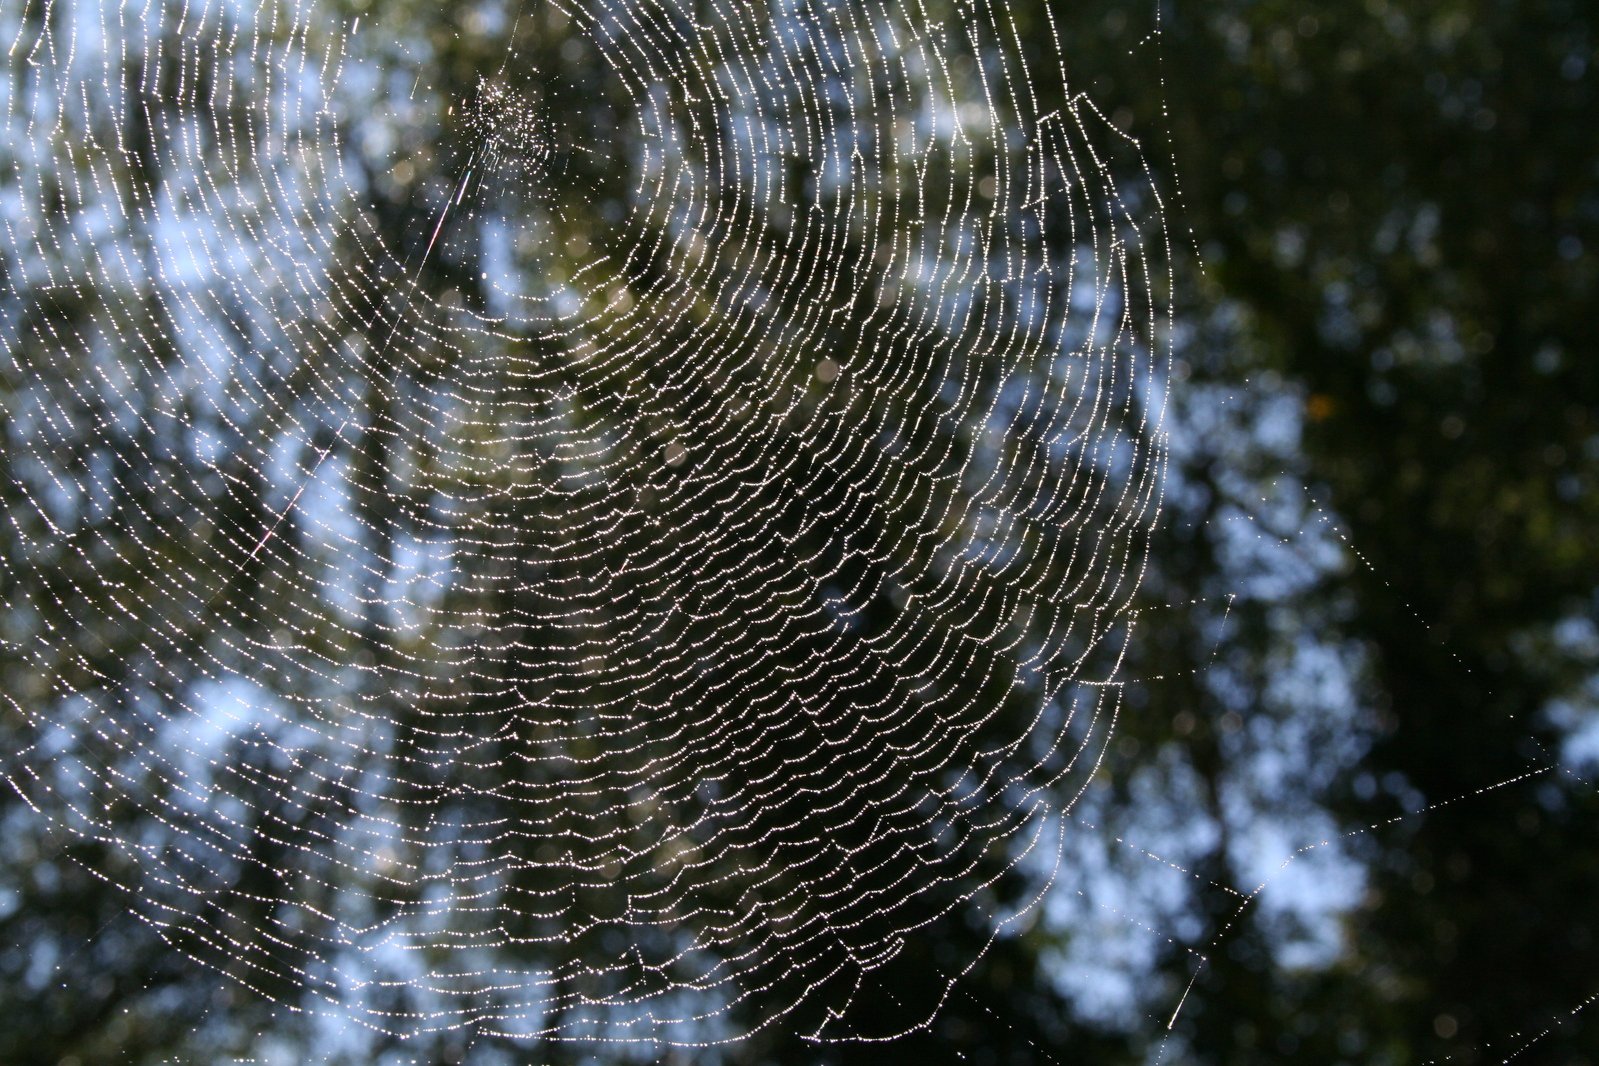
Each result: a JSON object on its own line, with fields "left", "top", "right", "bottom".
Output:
{"left": 1097, "top": 0, "right": 1599, "bottom": 1061}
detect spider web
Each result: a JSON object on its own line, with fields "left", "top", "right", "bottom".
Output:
{"left": 8, "top": 0, "right": 1596, "bottom": 1061}
{"left": 0, "top": 0, "right": 1175, "bottom": 1049}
